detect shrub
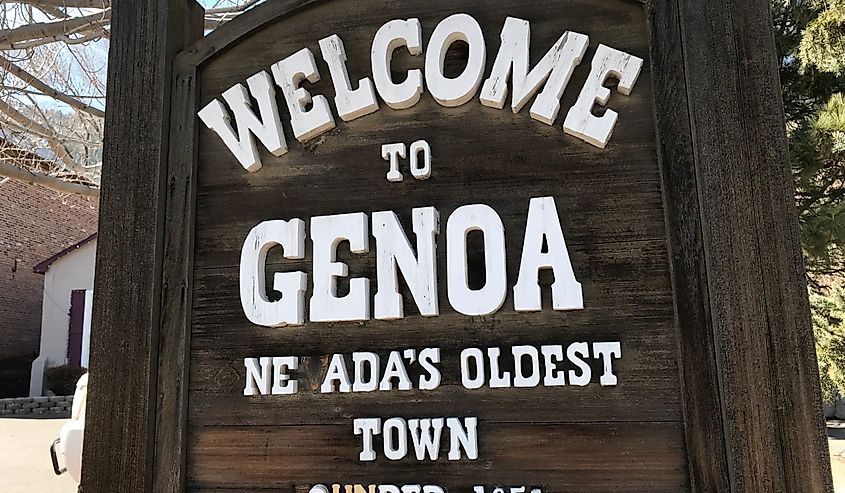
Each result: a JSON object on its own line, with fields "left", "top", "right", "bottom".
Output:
{"left": 0, "top": 354, "right": 37, "bottom": 398}
{"left": 43, "top": 364, "right": 87, "bottom": 396}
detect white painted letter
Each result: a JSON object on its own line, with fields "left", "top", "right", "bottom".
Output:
{"left": 512, "top": 345, "right": 541, "bottom": 387}
{"left": 461, "top": 348, "right": 485, "bottom": 389}
{"left": 272, "top": 48, "right": 336, "bottom": 142}
{"left": 447, "top": 204, "right": 507, "bottom": 316}
{"left": 383, "top": 417, "right": 408, "bottom": 460}
{"left": 425, "top": 14, "right": 486, "bottom": 107}
{"left": 480, "top": 18, "right": 589, "bottom": 125}
{"left": 592, "top": 341, "right": 622, "bottom": 386}
{"left": 354, "top": 418, "right": 381, "bottom": 461}
{"left": 352, "top": 352, "right": 380, "bottom": 392}
{"left": 321, "top": 353, "right": 352, "bottom": 393}
{"left": 373, "top": 208, "right": 440, "bottom": 319}
{"left": 513, "top": 196, "right": 583, "bottom": 311}
{"left": 379, "top": 351, "right": 413, "bottom": 391}
{"left": 240, "top": 219, "right": 306, "bottom": 327}
{"left": 567, "top": 342, "right": 591, "bottom": 386}
{"left": 564, "top": 44, "right": 643, "bottom": 148}
{"left": 447, "top": 417, "right": 478, "bottom": 460}
{"left": 409, "top": 140, "right": 432, "bottom": 180}
{"left": 540, "top": 345, "right": 566, "bottom": 386}
{"left": 243, "top": 357, "right": 272, "bottom": 396}
{"left": 319, "top": 34, "right": 379, "bottom": 121}
{"left": 310, "top": 212, "right": 370, "bottom": 322}
{"left": 382, "top": 143, "right": 406, "bottom": 182}
{"left": 198, "top": 71, "right": 287, "bottom": 172}
{"left": 418, "top": 347, "right": 442, "bottom": 390}
{"left": 487, "top": 347, "right": 512, "bottom": 388}
{"left": 271, "top": 356, "right": 298, "bottom": 395}
{"left": 408, "top": 417, "right": 444, "bottom": 460}
{"left": 371, "top": 19, "right": 424, "bottom": 109}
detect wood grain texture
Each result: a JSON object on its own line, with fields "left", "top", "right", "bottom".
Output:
{"left": 647, "top": 0, "right": 731, "bottom": 490}
{"left": 153, "top": 4, "right": 205, "bottom": 490}
{"left": 81, "top": 1, "right": 203, "bottom": 492}
{"left": 187, "top": 423, "right": 689, "bottom": 491}
{"left": 187, "top": 240, "right": 680, "bottom": 427}
{"left": 184, "top": 1, "right": 690, "bottom": 492}
{"left": 677, "top": 0, "right": 832, "bottom": 490}
{"left": 83, "top": 0, "right": 830, "bottom": 490}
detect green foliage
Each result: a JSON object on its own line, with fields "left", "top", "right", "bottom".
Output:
{"left": 800, "top": 2, "right": 845, "bottom": 75}
{"left": 816, "top": 93, "right": 845, "bottom": 153}
{"left": 811, "top": 286, "right": 845, "bottom": 402}
{"left": 773, "top": 0, "right": 845, "bottom": 400}
{"left": 793, "top": 93, "right": 845, "bottom": 276}
{"left": 773, "top": 0, "right": 845, "bottom": 280}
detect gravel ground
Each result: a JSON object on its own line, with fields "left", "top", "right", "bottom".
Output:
{"left": 0, "top": 417, "right": 77, "bottom": 493}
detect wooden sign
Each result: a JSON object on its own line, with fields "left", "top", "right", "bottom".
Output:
{"left": 82, "top": 1, "right": 833, "bottom": 492}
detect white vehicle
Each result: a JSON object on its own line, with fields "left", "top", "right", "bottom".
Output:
{"left": 50, "top": 373, "right": 87, "bottom": 484}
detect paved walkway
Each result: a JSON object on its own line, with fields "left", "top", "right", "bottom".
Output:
{"left": 829, "top": 421, "right": 845, "bottom": 491}
{"left": 832, "top": 445, "right": 845, "bottom": 493}
{"left": 0, "top": 417, "right": 77, "bottom": 493}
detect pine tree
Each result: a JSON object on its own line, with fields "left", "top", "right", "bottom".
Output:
{"left": 772, "top": 0, "right": 845, "bottom": 399}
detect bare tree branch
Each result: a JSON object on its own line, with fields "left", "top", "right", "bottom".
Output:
{"left": 0, "top": 84, "right": 105, "bottom": 99}
{"left": 0, "top": 116, "right": 100, "bottom": 146}
{"left": 0, "top": 158, "right": 99, "bottom": 196}
{"left": 0, "top": 98, "right": 93, "bottom": 179}
{"left": 0, "top": 0, "right": 260, "bottom": 195}
{"left": 1, "top": 0, "right": 110, "bottom": 9}
{"left": 33, "top": 4, "right": 69, "bottom": 19}
{"left": 0, "top": 54, "right": 104, "bottom": 117}
{"left": 4, "top": 27, "right": 108, "bottom": 50}
{"left": 0, "top": 8, "right": 110, "bottom": 50}
{"left": 206, "top": 0, "right": 261, "bottom": 14}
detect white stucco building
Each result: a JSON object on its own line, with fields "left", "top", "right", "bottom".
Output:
{"left": 29, "top": 234, "right": 97, "bottom": 397}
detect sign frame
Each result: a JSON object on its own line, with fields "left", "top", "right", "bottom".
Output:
{"left": 82, "top": 0, "right": 833, "bottom": 491}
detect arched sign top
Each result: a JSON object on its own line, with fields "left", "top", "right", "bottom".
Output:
{"left": 181, "top": 0, "right": 649, "bottom": 68}
{"left": 181, "top": 0, "right": 326, "bottom": 67}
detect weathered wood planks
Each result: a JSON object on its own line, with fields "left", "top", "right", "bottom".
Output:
{"left": 83, "top": 0, "right": 833, "bottom": 491}
{"left": 184, "top": 1, "right": 685, "bottom": 491}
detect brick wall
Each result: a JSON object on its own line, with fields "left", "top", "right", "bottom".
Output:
{"left": 0, "top": 179, "right": 98, "bottom": 396}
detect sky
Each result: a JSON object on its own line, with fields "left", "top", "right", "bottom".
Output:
{"left": 3, "top": 1, "right": 264, "bottom": 114}
{"left": 1, "top": 0, "right": 264, "bottom": 169}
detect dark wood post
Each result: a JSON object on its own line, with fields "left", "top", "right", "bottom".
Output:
{"left": 81, "top": 1, "right": 203, "bottom": 491}
{"left": 677, "top": 0, "right": 832, "bottom": 490}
